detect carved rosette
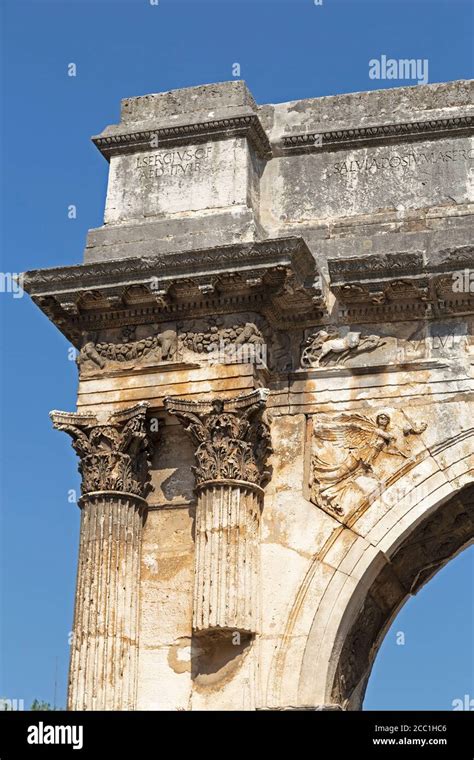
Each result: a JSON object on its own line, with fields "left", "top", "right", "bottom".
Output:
{"left": 165, "top": 389, "right": 272, "bottom": 637}
{"left": 51, "top": 403, "right": 155, "bottom": 710}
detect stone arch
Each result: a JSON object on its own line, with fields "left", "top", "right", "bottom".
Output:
{"left": 267, "top": 429, "right": 474, "bottom": 710}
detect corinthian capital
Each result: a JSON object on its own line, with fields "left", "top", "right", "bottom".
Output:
{"left": 50, "top": 402, "right": 155, "bottom": 499}
{"left": 164, "top": 389, "right": 272, "bottom": 487}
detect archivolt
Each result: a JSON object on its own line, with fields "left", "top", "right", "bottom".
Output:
{"left": 266, "top": 429, "right": 474, "bottom": 709}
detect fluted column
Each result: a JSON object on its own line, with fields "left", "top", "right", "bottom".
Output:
{"left": 165, "top": 389, "right": 271, "bottom": 638}
{"left": 51, "top": 403, "right": 155, "bottom": 710}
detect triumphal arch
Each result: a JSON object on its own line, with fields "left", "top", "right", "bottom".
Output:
{"left": 24, "top": 80, "right": 474, "bottom": 710}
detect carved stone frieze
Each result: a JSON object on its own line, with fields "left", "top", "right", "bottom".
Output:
{"left": 77, "top": 326, "right": 179, "bottom": 371}
{"left": 180, "top": 319, "right": 267, "bottom": 367}
{"left": 76, "top": 318, "right": 272, "bottom": 374}
{"left": 301, "top": 329, "right": 386, "bottom": 367}
{"left": 309, "top": 411, "right": 427, "bottom": 517}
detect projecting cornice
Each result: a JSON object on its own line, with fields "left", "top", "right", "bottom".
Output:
{"left": 328, "top": 245, "right": 474, "bottom": 320}
{"left": 23, "top": 240, "right": 474, "bottom": 343}
{"left": 94, "top": 114, "right": 474, "bottom": 161}
{"left": 278, "top": 115, "right": 474, "bottom": 155}
{"left": 22, "top": 237, "right": 325, "bottom": 342}
{"left": 92, "top": 112, "right": 272, "bottom": 161}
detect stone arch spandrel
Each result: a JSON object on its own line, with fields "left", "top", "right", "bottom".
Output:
{"left": 325, "top": 483, "right": 474, "bottom": 710}
{"left": 266, "top": 430, "right": 474, "bottom": 710}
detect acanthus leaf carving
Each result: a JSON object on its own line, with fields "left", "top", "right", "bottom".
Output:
{"left": 50, "top": 403, "right": 155, "bottom": 499}
{"left": 164, "top": 389, "right": 272, "bottom": 487}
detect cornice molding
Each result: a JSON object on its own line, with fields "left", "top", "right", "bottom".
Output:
{"left": 23, "top": 240, "right": 474, "bottom": 345}
{"left": 280, "top": 115, "right": 474, "bottom": 155}
{"left": 328, "top": 245, "right": 474, "bottom": 319}
{"left": 23, "top": 237, "right": 313, "bottom": 294}
{"left": 22, "top": 237, "right": 325, "bottom": 340}
{"left": 92, "top": 113, "right": 272, "bottom": 161}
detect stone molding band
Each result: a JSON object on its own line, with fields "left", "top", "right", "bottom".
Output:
{"left": 195, "top": 479, "right": 265, "bottom": 497}
{"left": 77, "top": 491, "right": 148, "bottom": 509}
{"left": 281, "top": 115, "right": 474, "bottom": 154}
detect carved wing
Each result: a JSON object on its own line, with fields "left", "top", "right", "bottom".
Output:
{"left": 314, "top": 413, "right": 381, "bottom": 451}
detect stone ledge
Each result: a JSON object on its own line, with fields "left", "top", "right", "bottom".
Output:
{"left": 93, "top": 111, "right": 272, "bottom": 161}
{"left": 279, "top": 115, "right": 474, "bottom": 155}
{"left": 23, "top": 237, "right": 325, "bottom": 342}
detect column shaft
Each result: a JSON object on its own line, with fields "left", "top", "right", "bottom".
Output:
{"left": 51, "top": 402, "right": 154, "bottom": 711}
{"left": 69, "top": 493, "right": 145, "bottom": 710}
{"left": 194, "top": 483, "right": 262, "bottom": 634}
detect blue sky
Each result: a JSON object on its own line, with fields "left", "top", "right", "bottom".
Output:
{"left": 0, "top": 0, "right": 472, "bottom": 710}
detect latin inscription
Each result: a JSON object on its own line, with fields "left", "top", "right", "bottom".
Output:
{"left": 326, "top": 147, "right": 474, "bottom": 178}
{"left": 135, "top": 146, "right": 213, "bottom": 179}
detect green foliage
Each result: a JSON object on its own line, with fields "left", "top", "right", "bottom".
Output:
{"left": 30, "top": 699, "right": 62, "bottom": 711}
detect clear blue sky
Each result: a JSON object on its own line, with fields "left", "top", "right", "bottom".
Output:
{"left": 0, "top": 0, "right": 472, "bottom": 710}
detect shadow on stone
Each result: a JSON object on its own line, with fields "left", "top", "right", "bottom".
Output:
{"left": 191, "top": 629, "right": 253, "bottom": 685}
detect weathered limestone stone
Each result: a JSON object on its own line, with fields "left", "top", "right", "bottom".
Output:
{"left": 165, "top": 390, "right": 271, "bottom": 638}
{"left": 24, "top": 79, "right": 474, "bottom": 711}
{"left": 50, "top": 404, "right": 155, "bottom": 710}
{"left": 89, "top": 81, "right": 269, "bottom": 257}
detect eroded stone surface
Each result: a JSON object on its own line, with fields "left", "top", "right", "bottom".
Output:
{"left": 25, "top": 79, "right": 474, "bottom": 711}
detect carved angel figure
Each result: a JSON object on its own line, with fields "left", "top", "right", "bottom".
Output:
{"left": 310, "top": 412, "right": 426, "bottom": 516}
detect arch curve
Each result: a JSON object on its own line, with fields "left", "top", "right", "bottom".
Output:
{"left": 325, "top": 483, "right": 474, "bottom": 709}
{"left": 267, "top": 430, "right": 474, "bottom": 710}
